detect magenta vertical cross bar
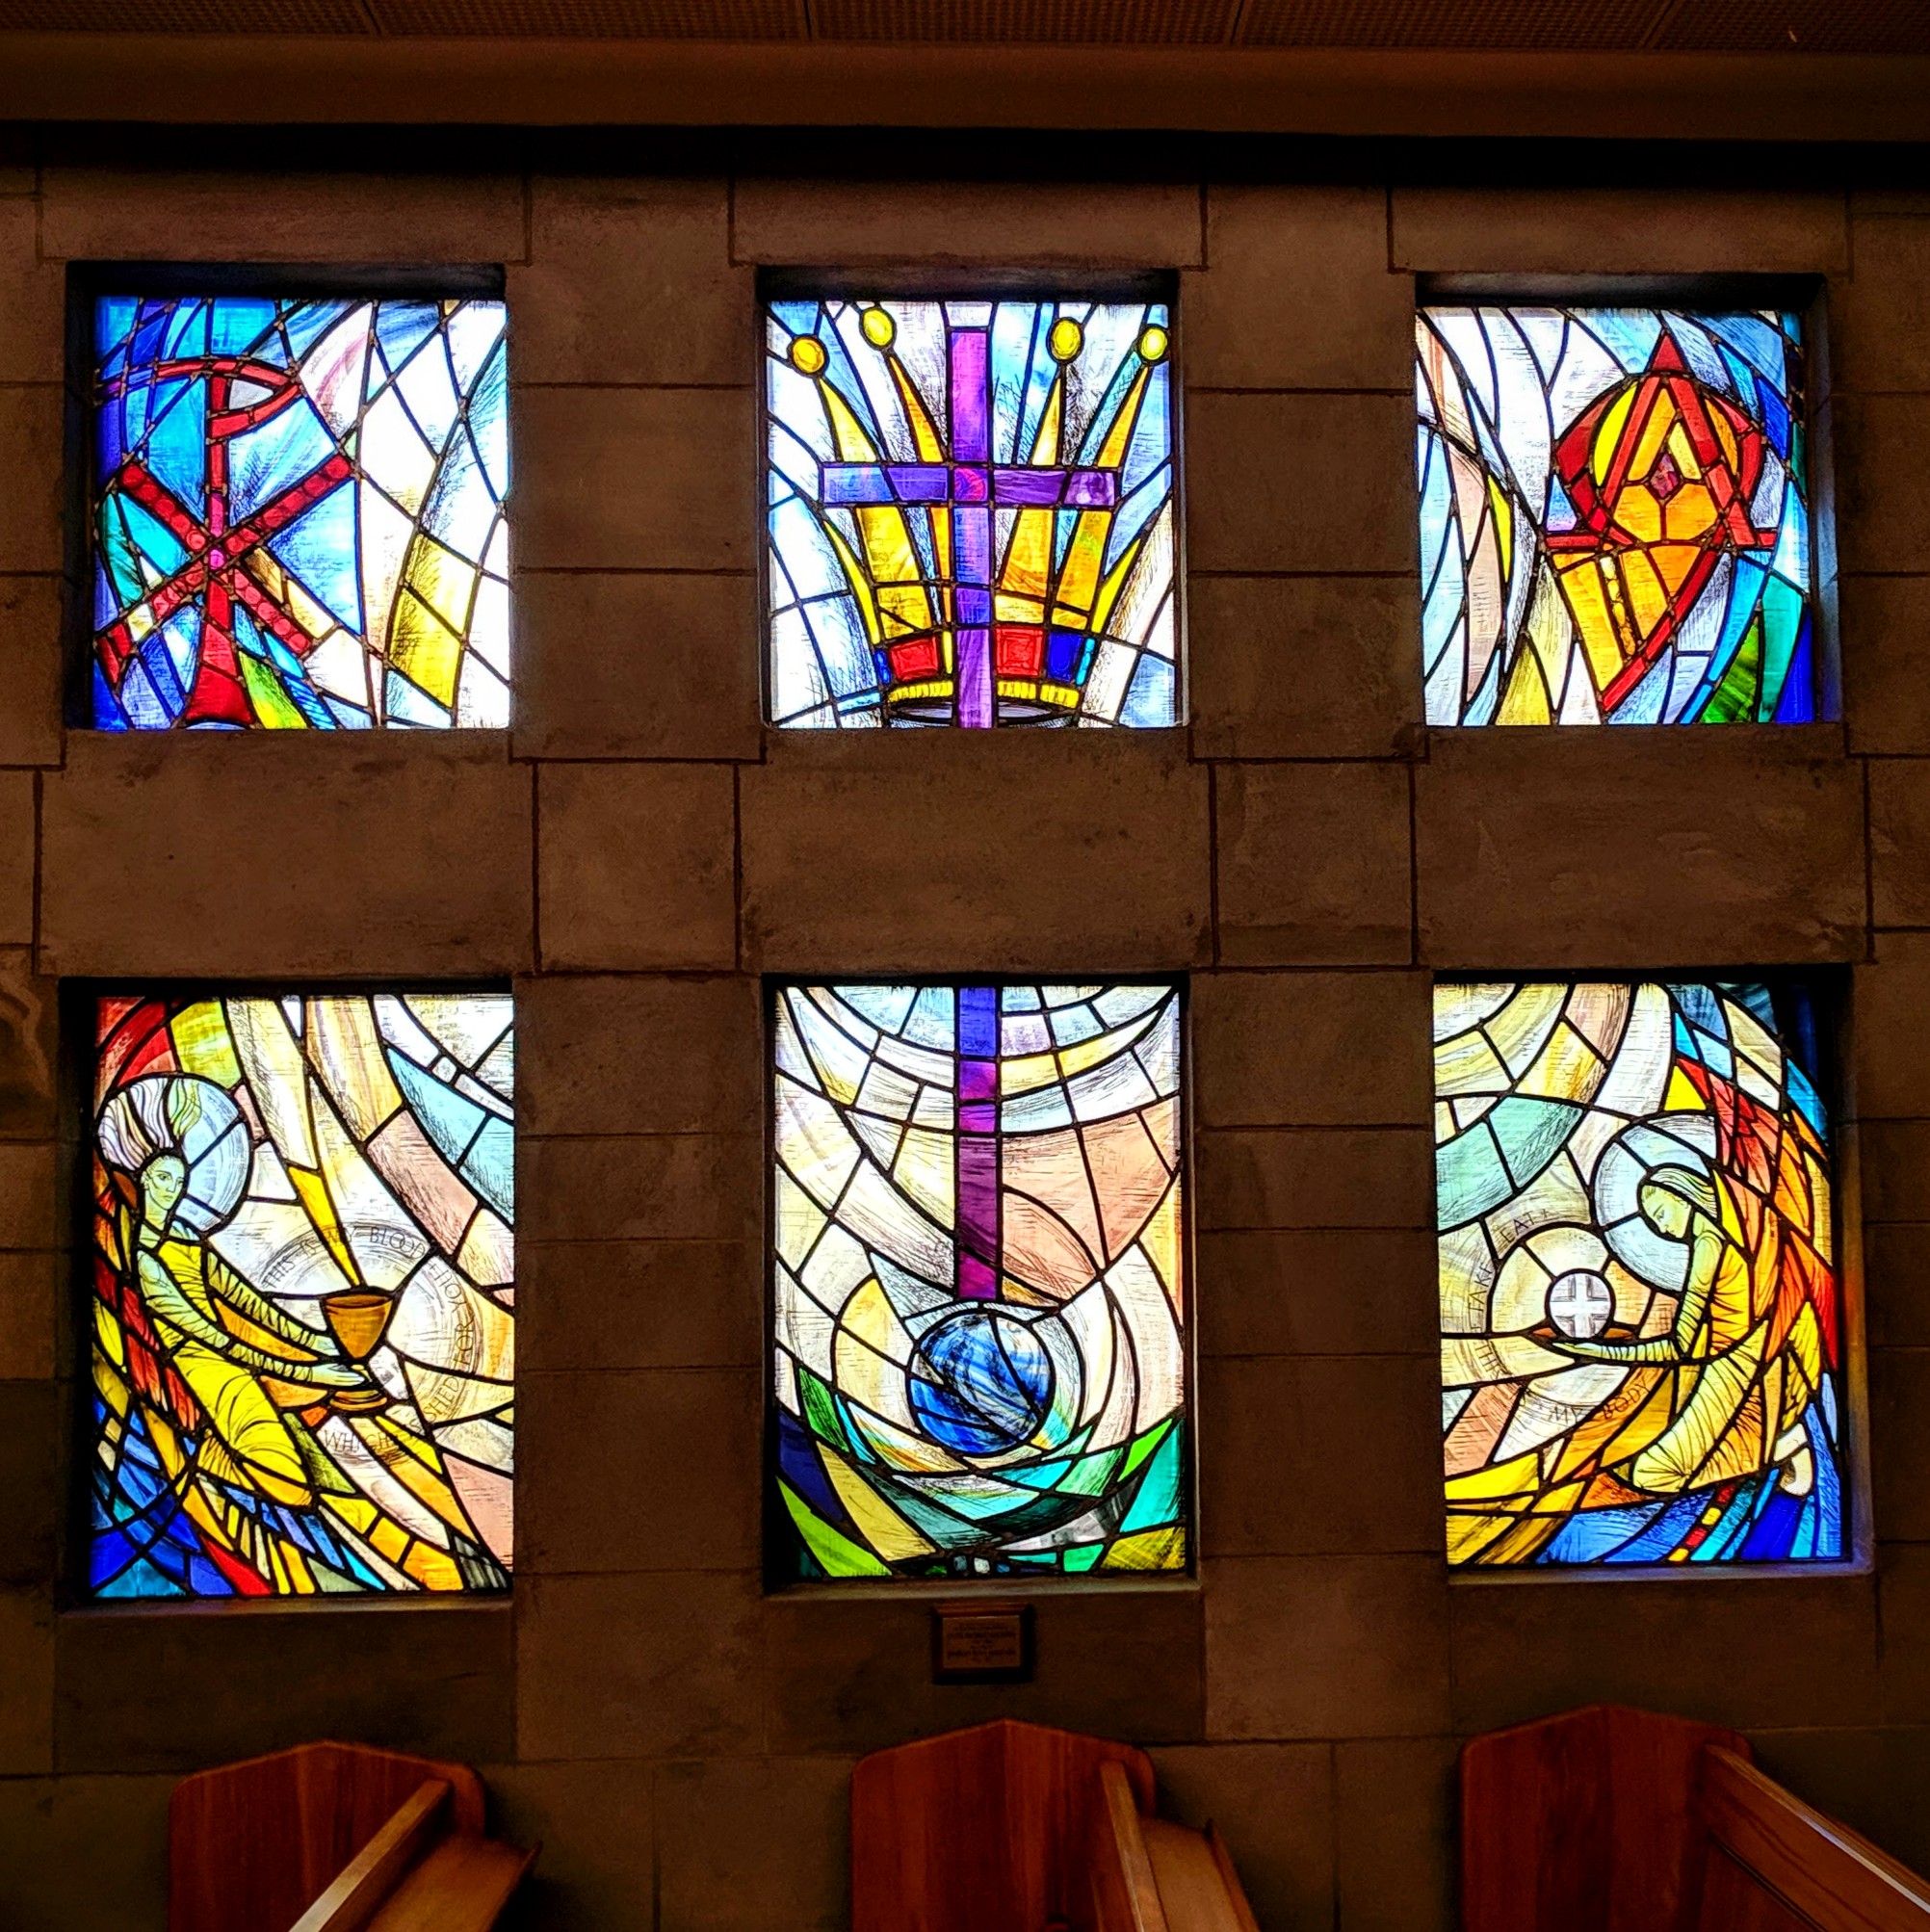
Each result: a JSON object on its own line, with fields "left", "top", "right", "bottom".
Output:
{"left": 818, "top": 309, "right": 1119, "bottom": 727}
{"left": 955, "top": 984, "right": 1001, "bottom": 1299}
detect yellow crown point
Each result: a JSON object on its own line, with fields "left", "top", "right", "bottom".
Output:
{"left": 1138, "top": 325, "right": 1171, "bottom": 364}
{"left": 861, "top": 306, "right": 897, "bottom": 349}
{"left": 1049, "top": 317, "right": 1084, "bottom": 364}
{"left": 790, "top": 334, "right": 828, "bottom": 376}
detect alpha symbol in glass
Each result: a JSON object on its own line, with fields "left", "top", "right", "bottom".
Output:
{"left": 771, "top": 982, "right": 1187, "bottom": 1578}
{"left": 90, "top": 993, "right": 515, "bottom": 1597}
{"left": 91, "top": 295, "right": 509, "bottom": 729}
{"left": 1418, "top": 307, "right": 1815, "bottom": 726}
{"left": 767, "top": 300, "right": 1176, "bottom": 728}
{"left": 1436, "top": 980, "right": 1844, "bottom": 1568}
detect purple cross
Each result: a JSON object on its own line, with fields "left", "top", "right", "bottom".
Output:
{"left": 821, "top": 318, "right": 1118, "bottom": 728}
{"left": 955, "top": 986, "right": 1001, "bottom": 1298}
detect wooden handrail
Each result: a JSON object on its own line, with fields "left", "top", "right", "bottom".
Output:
{"left": 291, "top": 1781, "right": 452, "bottom": 1932}
{"left": 1092, "top": 1760, "right": 1169, "bottom": 1932}
{"left": 1701, "top": 1747, "right": 1930, "bottom": 1932}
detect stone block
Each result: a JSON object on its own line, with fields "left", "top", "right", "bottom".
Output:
{"left": 1745, "top": 1727, "right": 1930, "bottom": 1883}
{"left": 1861, "top": 1120, "right": 1930, "bottom": 1222}
{"left": 1214, "top": 762, "right": 1413, "bottom": 967}
{"left": 0, "top": 949, "right": 56, "bottom": 1139}
{"left": 1870, "top": 1347, "right": 1930, "bottom": 1541}
{"left": 0, "top": 387, "right": 61, "bottom": 573}
{"left": 1187, "top": 392, "right": 1414, "bottom": 574}
{"left": 1836, "top": 395, "right": 1930, "bottom": 576}
{"left": 1334, "top": 1736, "right": 1458, "bottom": 1932}
{"left": 1447, "top": 1571, "right": 1879, "bottom": 1735}
{"left": 0, "top": 1253, "right": 57, "bottom": 1379}
{"left": 513, "top": 570, "right": 759, "bottom": 762}
{"left": 513, "top": 176, "right": 751, "bottom": 386}
{"left": 730, "top": 176, "right": 1203, "bottom": 266}
{"left": 40, "top": 734, "right": 532, "bottom": 978}
{"left": 0, "top": 199, "right": 63, "bottom": 385}
{"left": 0, "top": 577, "right": 62, "bottom": 767}
{"left": 0, "top": 1143, "right": 57, "bottom": 1249}
{"left": 520, "top": 1368, "right": 760, "bottom": 1574}
{"left": 0, "top": 1773, "right": 175, "bottom": 1932}
{"left": 517, "top": 1571, "right": 762, "bottom": 1760}
{"left": 519, "top": 975, "right": 758, "bottom": 1136}
{"left": 1205, "top": 1553, "right": 1450, "bottom": 1739}
{"left": 1192, "top": 971, "right": 1430, "bottom": 1126}
{"left": 516, "top": 387, "right": 754, "bottom": 572}
{"left": 39, "top": 168, "right": 524, "bottom": 262}
{"left": 1202, "top": 1355, "right": 1440, "bottom": 1556}
{"left": 764, "top": 1585, "right": 1204, "bottom": 1756}
{"left": 656, "top": 1756, "right": 852, "bottom": 1932}
{"left": 742, "top": 734, "right": 1209, "bottom": 972}
{"left": 1878, "top": 1542, "right": 1930, "bottom": 1722}
{"left": 1189, "top": 575, "right": 1420, "bottom": 760}
{"left": 522, "top": 1135, "right": 760, "bottom": 1243}
{"left": 1842, "top": 574, "right": 1930, "bottom": 756}
{"left": 1189, "top": 186, "right": 1409, "bottom": 390}
{"left": 1865, "top": 1226, "right": 1930, "bottom": 1347}
{"left": 518, "top": 1240, "right": 759, "bottom": 1371}
{"left": 1417, "top": 728, "right": 1865, "bottom": 968}
{"left": 537, "top": 765, "right": 737, "bottom": 971}
{"left": 1870, "top": 758, "right": 1930, "bottom": 927}
{"left": 1837, "top": 218, "right": 1930, "bottom": 394}
{"left": 0, "top": 1590, "right": 53, "bottom": 1773}
{"left": 0, "top": 1382, "right": 57, "bottom": 1587}
{"left": 56, "top": 1600, "right": 513, "bottom": 1773}
{"left": 482, "top": 1758, "right": 656, "bottom": 1932}
{"left": 0, "top": 772, "right": 33, "bottom": 951}
{"left": 1853, "top": 933, "right": 1930, "bottom": 1119}
{"left": 1146, "top": 1742, "right": 1334, "bottom": 1930}
{"left": 1391, "top": 188, "right": 1848, "bottom": 273}
{"left": 1196, "top": 1228, "right": 1438, "bottom": 1357}
{"left": 1197, "top": 1128, "right": 1432, "bottom": 1232}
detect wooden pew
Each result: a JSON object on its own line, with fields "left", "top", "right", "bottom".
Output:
{"left": 1463, "top": 1704, "right": 1930, "bottom": 1932}
{"left": 170, "top": 1739, "right": 536, "bottom": 1932}
{"left": 850, "top": 1718, "right": 1262, "bottom": 1932}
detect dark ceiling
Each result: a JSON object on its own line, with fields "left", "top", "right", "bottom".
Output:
{"left": 0, "top": 0, "right": 1925, "bottom": 46}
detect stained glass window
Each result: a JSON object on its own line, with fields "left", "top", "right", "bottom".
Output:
{"left": 764, "top": 298, "right": 1177, "bottom": 728}
{"left": 91, "top": 294, "right": 509, "bottom": 730}
{"left": 771, "top": 982, "right": 1187, "bottom": 1579}
{"left": 1417, "top": 306, "right": 1817, "bottom": 726}
{"left": 90, "top": 992, "right": 515, "bottom": 1598}
{"left": 1437, "top": 980, "right": 1845, "bottom": 1568}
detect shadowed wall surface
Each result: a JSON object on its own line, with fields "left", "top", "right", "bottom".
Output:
{"left": 0, "top": 124, "right": 1929, "bottom": 1929}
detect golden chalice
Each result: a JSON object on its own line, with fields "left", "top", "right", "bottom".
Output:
{"left": 321, "top": 1289, "right": 397, "bottom": 1415}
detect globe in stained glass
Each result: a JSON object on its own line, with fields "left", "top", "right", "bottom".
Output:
{"left": 771, "top": 982, "right": 1187, "bottom": 1579}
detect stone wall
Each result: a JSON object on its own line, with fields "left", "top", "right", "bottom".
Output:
{"left": 0, "top": 129, "right": 1928, "bottom": 1929}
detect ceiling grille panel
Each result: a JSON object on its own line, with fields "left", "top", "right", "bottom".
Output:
{"left": 1658, "top": 0, "right": 1930, "bottom": 54}
{"left": 1237, "top": 0, "right": 1665, "bottom": 49}
{"left": 814, "top": 0, "right": 1239, "bottom": 41}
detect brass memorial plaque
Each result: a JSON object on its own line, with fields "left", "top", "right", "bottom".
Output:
{"left": 932, "top": 1602, "right": 1033, "bottom": 1684}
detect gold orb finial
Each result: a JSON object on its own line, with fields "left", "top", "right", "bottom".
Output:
{"left": 1138, "top": 324, "right": 1170, "bottom": 364}
{"left": 789, "top": 335, "right": 828, "bottom": 376}
{"left": 1049, "top": 316, "right": 1084, "bottom": 364}
{"left": 861, "top": 306, "right": 897, "bottom": 349}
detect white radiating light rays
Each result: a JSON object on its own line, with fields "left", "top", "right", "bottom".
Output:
{"left": 771, "top": 982, "right": 1187, "bottom": 1577}
{"left": 1435, "top": 979, "right": 1843, "bottom": 1568}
